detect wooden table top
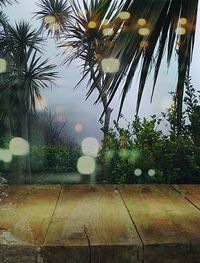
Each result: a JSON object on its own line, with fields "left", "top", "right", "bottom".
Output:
{"left": 1, "top": 184, "right": 200, "bottom": 263}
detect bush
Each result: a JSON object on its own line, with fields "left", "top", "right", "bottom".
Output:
{"left": 98, "top": 77, "right": 200, "bottom": 184}
{"left": 30, "top": 143, "right": 81, "bottom": 174}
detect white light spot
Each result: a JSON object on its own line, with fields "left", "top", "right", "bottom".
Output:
{"left": 44, "top": 15, "right": 56, "bottom": 25}
{"left": 77, "top": 156, "right": 96, "bottom": 174}
{"left": 138, "top": 27, "right": 150, "bottom": 36}
{"left": 118, "top": 12, "right": 131, "bottom": 20}
{"left": 103, "top": 28, "right": 114, "bottom": 36}
{"left": 160, "top": 96, "right": 172, "bottom": 110}
{"left": 9, "top": 137, "right": 29, "bottom": 156}
{"left": 134, "top": 169, "right": 142, "bottom": 176}
{"left": 81, "top": 137, "right": 100, "bottom": 157}
{"left": 137, "top": 18, "right": 147, "bottom": 26}
{"left": 101, "top": 58, "right": 120, "bottom": 73}
{"left": 35, "top": 96, "right": 48, "bottom": 112}
{"left": 175, "top": 27, "right": 186, "bottom": 35}
{"left": 75, "top": 123, "right": 83, "bottom": 133}
{"left": 148, "top": 169, "right": 156, "bottom": 177}
{"left": 0, "top": 59, "right": 6, "bottom": 73}
{"left": 0, "top": 149, "right": 12, "bottom": 163}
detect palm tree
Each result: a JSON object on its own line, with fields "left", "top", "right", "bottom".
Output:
{"left": 58, "top": 0, "right": 122, "bottom": 138}
{"left": 35, "top": 0, "right": 198, "bottom": 133}
{"left": 98, "top": 0, "right": 198, "bottom": 132}
{"left": 0, "top": 20, "right": 57, "bottom": 182}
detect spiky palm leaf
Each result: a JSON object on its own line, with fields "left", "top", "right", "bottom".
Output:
{"left": 99, "top": 0, "right": 198, "bottom": 129}
{"left": 0, "top": 21, "right": 42, "bottom": 63}
{"left": 0, "top": 20, "right": 57, "bottom": 127}
{"left": 36, "top": 0, "right": 71, "bottom": 39}
{"left": 0, "top": 0, "right": 17, "bottom": 7}
{"left": 60, "top": 0, "right": 122, "bottom": 100}
{"left": 0, "top": 51, "right": 57, "bottom": 122}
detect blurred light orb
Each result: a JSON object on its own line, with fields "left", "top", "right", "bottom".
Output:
{"left": 81, "top": 137, "right": 100, "bottom": 157}
{"left": 49, "top": 23, "right": 61, "bottom": 32}
{"left": 88, "top": 21, "right": 97, "bottom": 29}
{"left": 175, "top": 27, "right": 186, "bottom": 35}
{"left": 55, "top": 106, "right": 65, "bottom": 113}
{"left": 44, "top": 15, "right": 56, "bottom": 25}
{"left": 0, "top": 149, "right": 12, "bottom": 163}
{"left": 134, "top": 169, "right": 142, "bottom": 177}
{"left": 35, "top": 96, "right": 48, "bottom": 112}
{"left": 179, "top": 17, "right": 187, "bottom": 25}
{"left": 101, "top": 58, "right": 120, "bottom": 73}
{"left": 119, "top": 149, "right": 129, "bottom": 159}
{"left": 129, "top": 150, "right": 140, "bottom": 161}
{"left": 0, "top": 59, "right": 6, "bottom": 73}
{"left": 55, "top": 115, "right": 65, "bottom": 123}
{"left": 103, "top": 28, "right": 114, "bottom": 36}
{"left": 118, "top": 11, "right": 131, "bottom": 20}
{"left": 77, "top": 156, "right": 96, "bottom": 174}
{"left": 140, "top": 40, "right": 149, "bottom": 48}
{"left": 9, "top": 137, "right": 29, "bottom": 156}
{"left": 75, "top": 123, "right": 83, "bottom": 133}
{"left": 138, "top": 28, "right": 150, "bottom": 36}
{"left": 105, "top": 150, "right": 114, "bottom": 161}
{"left": 148, "top": 169, "right": 156, "bottom": 177}
{"left": 160, "top": 96, "right": 172, "bottom": 110}
{"left": 137, "top": 18, "right": 147, "bottom": 26}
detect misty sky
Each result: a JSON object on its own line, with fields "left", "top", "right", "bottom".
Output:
{"left": 3, "top": 0, "right": 200, "bottom": 141}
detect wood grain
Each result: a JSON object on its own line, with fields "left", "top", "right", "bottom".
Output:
{"left": 173, "top": 184, "right": 200, "bottom": 209}
{"left": 43, "top": 185, "right": 142, "bottom": 263}
{"left": 0, "top": 185, "right": 61, "bottom": 245}
{"left": 119, "top": 184, "right": 200, "bottom": 262}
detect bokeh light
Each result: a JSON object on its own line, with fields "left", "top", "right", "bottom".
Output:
{"left": 138, "top": 28, "right": 150, "bottom": 36}
{"left": 103, "top": 28, "right": 114, "bottom": 36}
{"left": 148, "top": 169, "right": 156, "bottom": 177}
{"left": 55, "top": 115, "right": 65, "bottom": 123}
{"left": 74, "top": 123, "right": 83, "bottom": 133}
{"left": 175, "top": 27, "right": 186, "bottom": 35}
{"left": 81, "top": 137, "right": 100, "bottom": 157}
{"left": 105, "top": 150, "right": 114, "bottom": 161}
{"left": 55, "top": 106, "right": 65, "bottom": 113}
{"left": 9, "top": 137, "right": 29, "bottom": 156}
{"left": 0, "top": 58, "right": 6, "bottom": 73}
{"left": 101, "top": 58, "right": 120, "bottom": 73}
{"left": 119, "top": 149, "right": 129, "bottom": 159}
{"left": 0, "top": 149, "right": 12, "bottom": 163}
{"left": 179, "top": 17, "right": 187, "bottom": 25}
{"left": 35, "top": 96, "right": 48, "bottom": 112}
{"left": 88, "top": 21, "right": 97, "bottom": 29}
{"left": 140, "top": 40, "right": 149, "bottom": 48}
{"left": 137, "top": 18, "right": 147, "bottom": 26}
{"left": 49, "top": 23, "right": 61, "bottom": 32}
{"left": 134, "top": 169, "right": 142, "bottom": 176}
{"left": 118, "top": 11, "right": 131, "bottom": 20}
{"left": 77, "top": 156, "right": 96, "bottom": 174}
{"left": 160, "top": 96, "right": 172, "bottom": 110}
{"left": 44, "top": 15, "right": 56, "bottom": 25}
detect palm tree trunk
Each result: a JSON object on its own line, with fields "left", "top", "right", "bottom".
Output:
{"left": 20, "top": 110, "right": 32, "bottom": 183}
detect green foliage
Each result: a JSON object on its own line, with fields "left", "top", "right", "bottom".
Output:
{"left": 30, "top": 143, "right": 80, "bottom": 173}
{"left": 99, "top": 77, "right": 200, "bottom": 184}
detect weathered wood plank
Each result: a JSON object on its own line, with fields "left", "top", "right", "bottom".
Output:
{"left": 119, "top": 185, "right": 200, "bottom": 262}
{"left": 0, "top": 185, "right": 61, "bottom": 263}
{"left": 43, "top": 185, "right": 142, "bottom": 263}
{"left": 173, "top": 184, "right": 200, "bottom": 209}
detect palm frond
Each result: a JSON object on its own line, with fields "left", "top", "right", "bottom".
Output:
{"left": 100, "top": 0, "right": 198, "bottom": 128}
{"left": 35, "top": 0, "right": 71, "bottom": 39}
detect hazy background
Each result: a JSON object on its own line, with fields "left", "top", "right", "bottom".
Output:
{"left": 4, "top": 0, "right": 200, "bottom": 142}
